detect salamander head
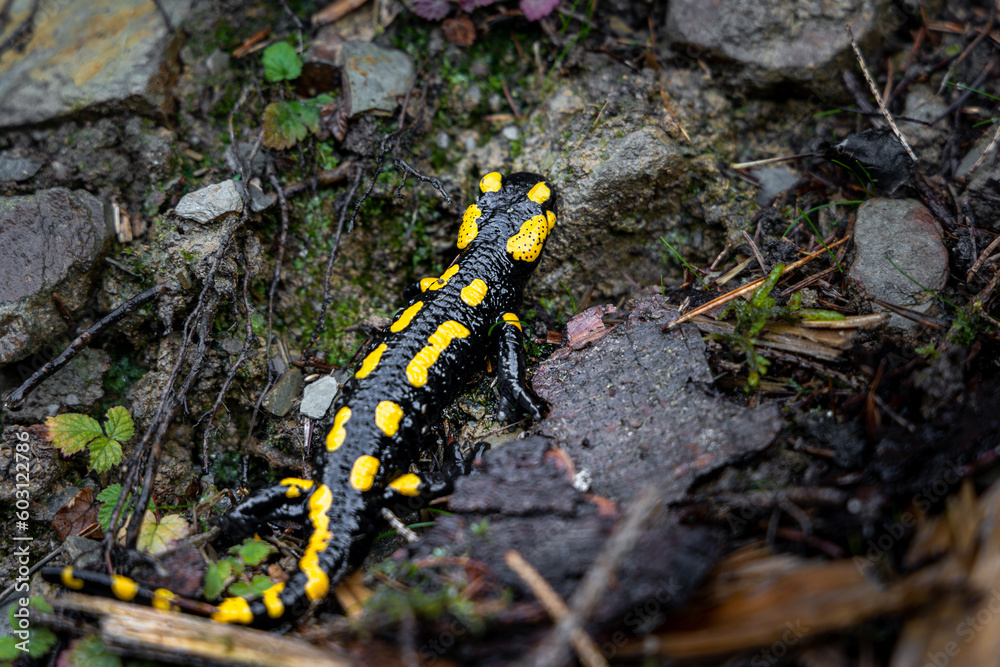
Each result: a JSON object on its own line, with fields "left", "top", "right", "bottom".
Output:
{"left": 456, "top": 171, "right": 557, "bottom": 267}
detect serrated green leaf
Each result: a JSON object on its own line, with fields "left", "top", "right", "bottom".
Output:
{"left": 67, "top": 634, "right": 122, "bottom": 667}
{"left": 24, "top": 627, "right": 56, "bottom": 658}
{"left": 96, "top": 484, "right": 123, "bottom": 503}
{"left": 262, "top": 101, "right": 307, "bottom": 150}
{"left": 231, "top": 538, "right": 275, "bottom": 566}
{"left": 89, "top": 437, "right": 123, "bottom": 473}
{"left": 103, "top": 406, "right": 134, "bottom": 442}
{"left": 203, "top": 559, "right": 233, "bottom": 600}
{"left": 261, "top": 41, "right": 302, "bottom": 82}
{"left": 249, "top": 575, "right": 273, "bottom": 596}
{"left": 46, "top": 413, "right": 103, "bottom": 455}
{"left": 0, "top": 636, "right": 18, "bottom": 661}
{"left": 227, "top": 581, "right": 256, "bottom": 599}
{"left": 28, "top": 596, "right": 52, "bottom": 614}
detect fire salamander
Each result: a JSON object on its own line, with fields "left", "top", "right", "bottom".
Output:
{"left": 43, "top": 171, "right": 556, "bottom": 628}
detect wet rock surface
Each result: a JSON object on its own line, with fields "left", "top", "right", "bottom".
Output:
{"left": 0, "top": 0, "right": 193, "bottom": 128}
{"left": 665, "top": 0, "right": 888, "bottom": 95}
{"left": 0, "top": 152, "right": 43, "bottom": 182}
{"left": 5, "top": 349, "right": 111, "bottom": 423}
{"left": 533, "top": 296, "right": 782, "bottom": 506}
{"left": 307, "top": 39, "right": 414, "bottom": 116}
{"left": 0, "top": 188, "right": 111, "bottom": 365}
{"left": 471, "top": 75, "right": 691, "bottom": 296}
{"left": 410, "top": 437, "right": 721, "bottom": 629}
{"left": 847, "top": 198, "right": 948, "bottom": 332}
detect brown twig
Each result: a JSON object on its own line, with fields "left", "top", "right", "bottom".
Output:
{"left": 845, "top": 24, "right": 919, "bottom": 164}
{"left": 4, "top": 285, "right": 166, "bottom": 411}
{"left": 524, "top": 488, "right": 662, "bottom": 667}
{"left": 504, "top": 550, "right": 609, "bottom": 667}
{"left": 663, "top": 237, "right": 851, "bottom": 330}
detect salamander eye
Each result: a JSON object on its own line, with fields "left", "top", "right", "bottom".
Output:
{"left": 479, "top": 172, "right": 503, "bottom": 193}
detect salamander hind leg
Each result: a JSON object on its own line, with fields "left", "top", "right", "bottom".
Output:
{"left": 494, "top": 313, "right": 547, "bottom": 423}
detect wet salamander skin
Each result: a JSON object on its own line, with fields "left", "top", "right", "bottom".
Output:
{"left": 44, "top": 172, "right": 556, "bottom": 628}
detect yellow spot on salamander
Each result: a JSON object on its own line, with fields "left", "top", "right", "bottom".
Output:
{"left": 479, "top": 172, "right": 502, "bottom": 193}
{"left": 391, "top": 301, "right": 424, "bottom": 333}
{"left": 546, "top": 210, "right": 556, "bottom": 233}
{"left": 527, "top": 181, "right": 551, "bottom": 204}
{"left": 406, "top": 320, "right": 471, "bottom": 387}
{"left": 375, "top": 401, "right": 404, "bottom": 437}
{"left": 389, "top": 473, "right": 423, "bottom": 497}
{"left": 281, "top": 477, "right": 314, "bottom": 498}
{"left": 506, "top": 215, "right": 548, "bottom": 263}
{"left": 356, "top": 343, "right": 387, "bottom": 379}
{"left": 424, "top": 264, "right": 461, "bottom": 292}
{"left": 262, "top": 583, "right": 285, "bottom": 619}
{"left": 61, "top": 567, "right": 84, "bottom": 590}
{"left": 502, "top": 313, "right": 522, "bottom": 331}
{"left": 326, "top": 406, "right": 351, "bottom": 452}
{"left": 111, "top": 575, "right": 139, "bottom": 601}
{"left": 212, "top": 596, "right": 253, "bottom": 624}
{"left": 458, "top": 204, "right": 481, "bottom": 249}
{"left": 152, "top": 588, "right": 178, "bottom": 612}
{"left": 460, "top": 279, "right": 488, "bottom": 307}
{"left": 300, "top": 484, "right": 334, "bottom": 601}
{"left": 350, "top": 455, "right": 380, "bottom": 492}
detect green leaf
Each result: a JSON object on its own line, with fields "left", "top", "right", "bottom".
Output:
{"left": 261, "top": 41, "right": 302, "bottom": 82}
{"left": 46, "top": 413, "right": 103, "bottom": 455}
{"left": 230, "top": 538, "right": 275, "bottom": 566}
{"left": 202, "top": 559, "right": 233, "bottom": 600}
{"left": 297, "top": 94, "right": 334, "bottom": 133}
{"left": 250, "top": 575, "right": 274, "bottom": 596}
{"left": 67, "top": 635, "right": 122, "bottom": 667}
{"left": 262, "top": 101, "right": 307, "bottom": 150}
{"left": 228, "top": 581, "right": 257, "bottom": 599}
{"left": 0, "top": 636, "right": 18, "bottom": 661}
{"left": 89, "top": 436, "right": 123, "bottom": 473}
{"left": 103, "top": 406, "right": 134, "bottom": 442}
{"left": 27, "top": 597, "right": 53, "bottom": 614}
{"left": 97, "top": 485, "right": 125, "bottom": 529}
{"left": 97, "top": 484, "right": 123, "bottom": 503}
{"left": 24, "top": 627, "right": 57, "bottom": 659}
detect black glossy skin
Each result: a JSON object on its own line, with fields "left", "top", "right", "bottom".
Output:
{"left": 43, "top": 172, "right": 557, "bottom": 629}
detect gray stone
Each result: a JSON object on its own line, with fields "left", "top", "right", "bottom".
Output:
{"left": 665, "top": 0, "right": 887, "bottom": 95}
{"left": 175, "top": 180, "right": 244, "bottom": 223}
{"left": 0, "top": 0, "right": 194, "bottom": 128}
{"left": 263, "top": 368, "right": 304, "bottom": 417}
{"left": 0, "top": 153, "right": 42, "bottom": 182}
{"left": 224, "top": 142, "right": 269, "bottom": 178}
{"left": 308, "top": 41, "right": 413, "bottom": 116}
{"left": 7, "top": 349, "right": 111, "bottom": 422}
{"left": 0, "top": 188, "right": 111, "bottom": 365}
{"left": 502, "top": 126, "right": 520, "bottom": 141}
{"left": 902, "top": 84, "right": 948, "bottom": 163}
{"left": 300, "top": 375, "right": 340, "bottom": 419}
{"left": 245, "top": 180, "right": 276, "bottom": 213}
{"left": 752, "top": 165, "right": 801, "bottom": 205}
{"left": 848, "top": 198, "right": 949, "bottom": 332}
{"left": 472, "top": 80, "right": 689, "bottom": 297}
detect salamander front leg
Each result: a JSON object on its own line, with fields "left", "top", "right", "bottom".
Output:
{"left": 216, "top": 478, "right": 315, "bottom": 541}
{"left": 494, "top": 313, "right": 547, "bottom": 423}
